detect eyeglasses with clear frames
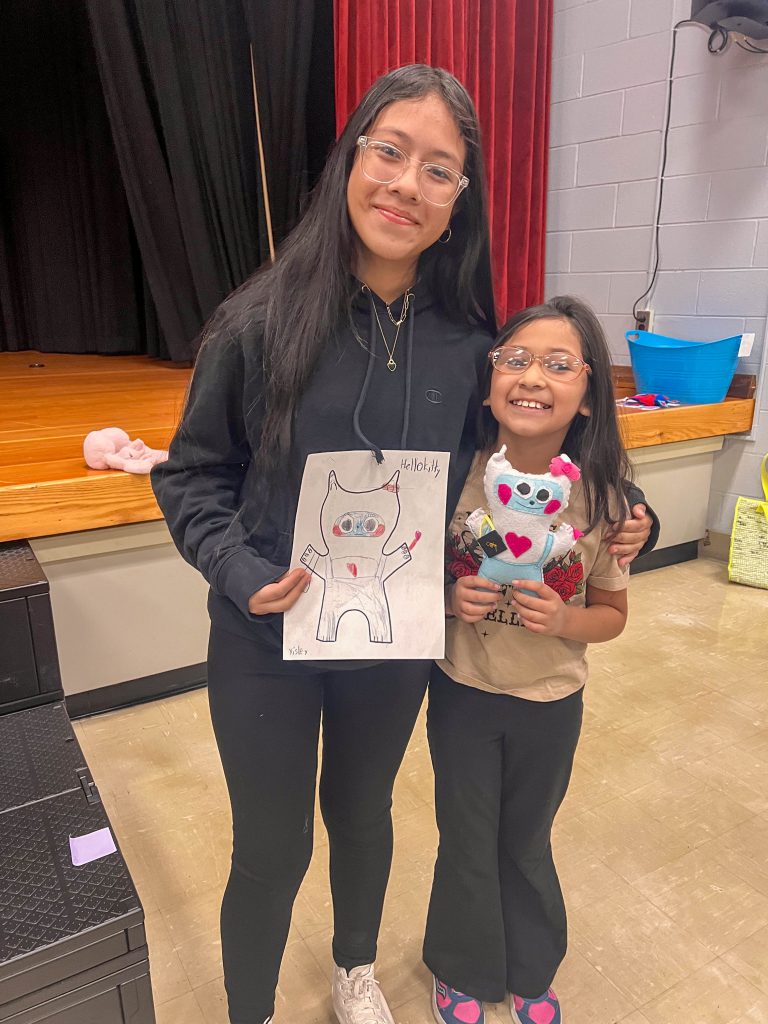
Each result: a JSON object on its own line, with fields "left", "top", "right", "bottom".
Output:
{"left": 357, "top": 136, "right": 469, "bottom": 207}
{"left": 489, "top": 346, "right": 591, "bottom": 382}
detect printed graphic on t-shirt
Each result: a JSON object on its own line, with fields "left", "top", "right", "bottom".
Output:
{"left": 446, "top": 515, "right": 585, "bottom": 631}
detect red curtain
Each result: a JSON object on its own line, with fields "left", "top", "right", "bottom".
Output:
{"left": 334, "top": 0, "right": 551, "bottom": 322}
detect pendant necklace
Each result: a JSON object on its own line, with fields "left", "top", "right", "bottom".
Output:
{"left": 368, "top": 288, "right": 413, "bottom": 372}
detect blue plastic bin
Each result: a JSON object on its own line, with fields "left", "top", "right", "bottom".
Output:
{"left": 625, "top": 330, "right": 741, "bottom": 405}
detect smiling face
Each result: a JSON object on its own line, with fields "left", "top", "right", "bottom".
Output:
{"left": 487, "top": 318, "right": 591, "bottom": 454}
{"left": 495, "top": 473, "right": 567, "bottom": 516}
{"left": 346, "top": 94, "right": 466, "bottom": 276}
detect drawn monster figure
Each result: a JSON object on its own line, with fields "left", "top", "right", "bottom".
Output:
{"left": 466, "top": 446, "right": 582, "bottom": 589}
{"left": 300, "top": 470, "right": 419, "bottom": 643}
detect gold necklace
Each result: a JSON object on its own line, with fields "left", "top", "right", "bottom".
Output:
{"left": 386, "top": 292, "right": 411, "bottom": 328}
{"left": 364, "top": 287, "right": 413, "bottom": 372}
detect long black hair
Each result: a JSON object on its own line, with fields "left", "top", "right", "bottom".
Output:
{"left": 477, "top": 295, "right": 632, "bottom": 532}
{"left": 214, "top": 64, "right": 496, "bottom": 471}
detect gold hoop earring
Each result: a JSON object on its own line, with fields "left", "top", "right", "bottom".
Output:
{"left": 438, "top": 226, "right": 452, "bottom": 244}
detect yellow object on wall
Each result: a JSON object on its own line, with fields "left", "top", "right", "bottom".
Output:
{"left": 729, "top": 454, "right": 768, "bottom": 591}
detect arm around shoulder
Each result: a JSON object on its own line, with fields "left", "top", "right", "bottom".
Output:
{"left": 612, "top": 482, "right": 660, "bottom": 562}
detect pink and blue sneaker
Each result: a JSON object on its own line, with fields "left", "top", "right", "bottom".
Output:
{"left": 510, "top": 988, "right": 561, "bottom": 1024}
{"left": 432, "top": 976, "right": 484, "bottom": 1024}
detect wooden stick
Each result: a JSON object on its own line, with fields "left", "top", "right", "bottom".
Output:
{"left": 249, "top": 44, "right": 275, "bottom": 263}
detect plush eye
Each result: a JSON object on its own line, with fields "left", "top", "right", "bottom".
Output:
{"left": 363, "top": 517, "right": 378, "bottom": 533}
{"left": 515, "top": 481, "right": 532, "bottom": 497}
{"left": 340, "top": 516, "right": 353, "bottom": 533}
{"left": 536, "top": 488, "right": 551, "bottom": 502}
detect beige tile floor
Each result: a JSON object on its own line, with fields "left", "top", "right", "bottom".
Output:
{"left": 74, "top": 557, "right": 768, "bottom": 1024}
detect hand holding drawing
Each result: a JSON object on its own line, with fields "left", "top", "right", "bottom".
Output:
{"left": 448, "top": 576, "right": 501, "bottom": 623}
{"left": 248, "top": 568, "right": 311, "bottom": 615}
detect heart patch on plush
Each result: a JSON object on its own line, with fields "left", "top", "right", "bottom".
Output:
{"left": 504, "top": 532, "right": 532, "bottom": 558}
{"left": 346, "top": 563, "right": 358, "bottom": 577}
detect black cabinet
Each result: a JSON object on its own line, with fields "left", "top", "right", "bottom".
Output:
{"left": 0, "top": 543, "right": 63, "bottom": 715}
{"left": 0, "top": 703, "right": 155, "bottom": 1022}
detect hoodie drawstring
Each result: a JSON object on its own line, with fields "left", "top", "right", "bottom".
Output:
{"left": 352, "top": 298, "right": 385, "bottom": 463}
{"left": 352, "top": 290, "right": 414, "bottom": 464}
{"left": 400, "top": 310, "right": 413, "bottom": 450}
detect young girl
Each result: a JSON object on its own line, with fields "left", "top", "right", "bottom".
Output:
{"left": 425, "top": 296, "right": 632, "bottom": 1024}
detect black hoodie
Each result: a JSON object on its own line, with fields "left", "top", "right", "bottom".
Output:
{"left": 151, "top": 284, "right": 492, "bottom": 667}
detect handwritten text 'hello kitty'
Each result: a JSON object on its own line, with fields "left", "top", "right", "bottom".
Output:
{"left": 400, "top": 456, "right": 441, "bottom": 478}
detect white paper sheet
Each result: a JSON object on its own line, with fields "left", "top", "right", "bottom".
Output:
{"left": 283, "top": 450, "right": 450, "bottom": 660}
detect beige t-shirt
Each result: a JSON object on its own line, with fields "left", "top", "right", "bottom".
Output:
{"left": 438, "top": 454, "right": 628, "bottom": 701}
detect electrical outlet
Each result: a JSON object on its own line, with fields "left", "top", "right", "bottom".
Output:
{"left": 634, "top": 308, "right": 654, "bottom": 333}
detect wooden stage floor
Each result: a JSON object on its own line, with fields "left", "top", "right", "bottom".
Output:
{"left": 0, "top": 352, "right": 191, "bottom": 542}
{"left": 0, "top": 352, "right": 755, "bottom": 544}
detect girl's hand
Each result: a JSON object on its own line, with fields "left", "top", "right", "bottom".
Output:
{"left": 608, "top": 504, "right": 652, "bottom": 567}
{"left": 448, "top": 576, "right": 502, "bottom": 623}
{"left": 248, "top": 568, "right": 312, "bottom": 615}
{"left": 509, "top": 580, "right": 568, "bottom": 635}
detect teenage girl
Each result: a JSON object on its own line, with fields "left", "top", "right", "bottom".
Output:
{"left": 425, "top": 296, "right": 633, "bottom": 1024}
{"left": 153, "top": 63, "right": 653, "bottom": 1024}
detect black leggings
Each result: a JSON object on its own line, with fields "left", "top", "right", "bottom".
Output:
{"left": 207, "top": 626, "right": 429, "bottom": 1024}
{"left": 423, "top": 666, "right": 583, "bottom": 1003}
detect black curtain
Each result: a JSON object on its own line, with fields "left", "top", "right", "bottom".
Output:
{"left": 89, "top": 0, "right": 338, "bottom": 361}
{"left": 304, "top": 0, "right": 337, "bottom": 192}
{"left": 0, "top": 1, "right": 334, "bottom": 362}
{"left": 0, "top": 0, "right": 142, "bottom": 354}
{"left": 245, "top": 0, "right": 334, "bottom": 240}
{"left": 86, "top": 0, "right": 264, "bottom": 362}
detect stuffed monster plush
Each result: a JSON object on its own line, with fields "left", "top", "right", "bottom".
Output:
{"left": 467, "top": 446, "right": 583, "bottom": 589}
{"left": 300, "top": 469, "right": 418, "bottom": 643}
{"left": 83, "top": 427, "right": 168, "bottom": 475}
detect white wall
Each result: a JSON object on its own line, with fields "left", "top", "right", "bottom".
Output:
{"left": 32, "top": 523, "right": 210, "bottom": 695}
{"left": 546, "top": 0, "right": 768, "bottom": 534}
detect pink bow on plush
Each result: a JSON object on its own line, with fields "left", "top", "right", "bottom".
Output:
{"left": 549, "top": 454, "right": 581, "bottom": 481}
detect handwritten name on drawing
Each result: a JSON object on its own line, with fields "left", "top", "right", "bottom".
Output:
{"left": 400, "top": 456, "right": 441, "bottom": 478}
{"left": 289, "top": 645, "right": 308, "bottom": 657}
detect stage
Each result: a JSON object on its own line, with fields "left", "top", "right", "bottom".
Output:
{"left": 0, "top": 352, "right": 191, "bottom": 542}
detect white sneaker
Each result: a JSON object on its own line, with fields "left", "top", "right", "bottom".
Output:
{"left": 332, "top": 963, "right": 396, "bottom": 1024}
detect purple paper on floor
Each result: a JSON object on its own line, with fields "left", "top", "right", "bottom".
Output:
{"left": 69, "top": 827, "right": 117, "bottom": 867}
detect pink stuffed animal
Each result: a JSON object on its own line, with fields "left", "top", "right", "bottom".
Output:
{"left": 83, "top": 427, "right": 168, "bottom": 475}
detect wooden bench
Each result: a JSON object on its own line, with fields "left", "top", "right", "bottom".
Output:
{"left": 0, "top": 352, "right": 756, "bottom": 544}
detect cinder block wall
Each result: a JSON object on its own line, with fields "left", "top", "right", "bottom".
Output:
{"left": 545, "top": 0, "right": 768, "bottom": 534}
